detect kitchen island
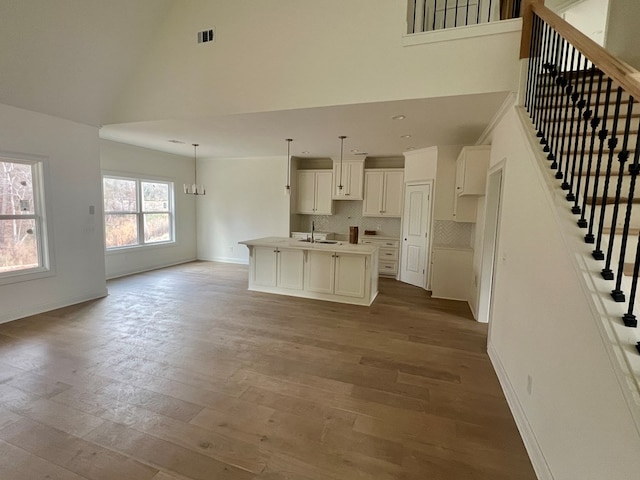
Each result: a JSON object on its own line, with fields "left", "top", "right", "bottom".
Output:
{"left": 239, "top": 237, "right": 379, "bottom": 306}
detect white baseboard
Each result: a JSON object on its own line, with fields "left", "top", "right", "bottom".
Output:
{"left": 106, "top": 258, "right": 197, "bottom": 280}
{"left": 0, "top": 288, "right": 109, "bottom": 325}
{"left": 488, "top": 341, "right": 554, "bottom": 480}
{"left": 210, "top": 256, "right": 249, "bottom": 265}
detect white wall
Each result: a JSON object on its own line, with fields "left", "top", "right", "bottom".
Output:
{"left": 100, "top": 140, "right": 197, "bottom": 279}
{"left": 197, "top": 156, "right": 290, "bottom": 264}
{"left": 0, "top": 103, "right": 107, "bottom": 323}
{"left": 486, "top": 106, "right": 640, "bottom": 479}
{"left": 562, "top": 0, "right": 609, "bottom": 46}
{"left": 404, "top": 146, "right": 438, "bottom": 182}
{"left": 604, "top": 0, "right": 640, "bottom": 69}
{"left": 107, "top": 0, "right": 522, "bottom": 125}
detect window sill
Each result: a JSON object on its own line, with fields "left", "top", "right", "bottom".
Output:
{"left": 402, "top": 18, "right": 522, "bottom": 47}
{"left": 0, "top": 266, "right": 55, "bottom": 286}
{"left": 105, "top": 241, "right": 177, "bottom": 255}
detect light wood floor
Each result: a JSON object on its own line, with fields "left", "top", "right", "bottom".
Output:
{"left": 0, "top": 261, "right": 537, "bottom": 479}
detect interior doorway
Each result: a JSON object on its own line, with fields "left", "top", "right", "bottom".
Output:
{"left": 477, "top": 165, "right": 504, "bottom": 323}
{"left": 400, "top": 182, "right": 432, "bottom": 288}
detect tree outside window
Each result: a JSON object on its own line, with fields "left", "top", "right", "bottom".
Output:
{"left": 103, "top": 175, "right": 174, "bottom": 249}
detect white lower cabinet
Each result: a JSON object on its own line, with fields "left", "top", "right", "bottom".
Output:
{"left": 253, "top": 246, "right": 303, "bottom": 290}
{"left": 305, "top": 250, "right": 366, "bottom": 298}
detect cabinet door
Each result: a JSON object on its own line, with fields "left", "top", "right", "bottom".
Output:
{"left": 296, "top": 171, "right": 316, "bottom": 214}
{"left": 382, "top": 171, "right": 404, "bottom": 217}
{"left": 363, "top": 171, "right": 384, "bottom": 216}
{"left": 277, "top": 249, "right": 304, "bottom": 290}
{"left": 305, "top": 250, "right": 335, "bottom": 294}
{"left": 347, "top": 162, "right": 364, "bottom": 200}
{"left": 253, "top": 246, "right": 277, "bottom": 287}
{"left": 334, "top": 254, "right": 366, "bottom": 298}
{"left": 333, "top": 163, "right": 347, "bottom": 199}
{"left": 314, "top": 171, "right": 333, "bottom": 215}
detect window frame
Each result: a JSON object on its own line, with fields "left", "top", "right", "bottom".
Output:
{"left": 102, "top": 173, "right": 175, "bottom": 252}
{"left": 0, "top": 152, "right": 54, "bottom": 285}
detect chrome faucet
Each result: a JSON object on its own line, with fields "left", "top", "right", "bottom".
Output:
{"left": 311, "top": 221, "right": 315, "bottom": 243}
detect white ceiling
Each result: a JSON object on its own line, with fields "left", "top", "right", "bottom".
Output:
{"left": 100, "top": 92, "right": 509, "bottom": 160}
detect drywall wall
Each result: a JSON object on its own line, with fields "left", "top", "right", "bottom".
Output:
{"left": 0, "top": 103, "right": 107, "bottom": 323}
{"left": 562, "top": 0, "right": 608, "bottom": 46}
{"left": 404, "top": 146, "right": 438, "bottom": 182}
{"left": 605, "top": 0, "right": 640, "bottom": 69}
{"left": 486, "top": 106, "right": 640, "bottom": 479}
{"left": 107, "top": 0, "right": 521, "bottom": 125}
{"left": 197, "top": 156, "right": 290, "bottom": 264}
{"left": 100, "top": 140, "right": 197, "bottom": 278}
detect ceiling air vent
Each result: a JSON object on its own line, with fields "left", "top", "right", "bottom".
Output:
{"left": 197, "top": 28, "right": 215, "bottom": 44}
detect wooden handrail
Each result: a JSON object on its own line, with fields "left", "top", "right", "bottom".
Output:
{"left": 525, "top": 2, "right": 640, "bottom": 100}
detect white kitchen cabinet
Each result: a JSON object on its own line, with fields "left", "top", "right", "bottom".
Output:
{"left": 332, "top": 160, "right": 364, "bottom": 200}
{"left": 430, "top": 246, "right": 473, "bottom": 301}
{"left": 252, "top": 246, "right": 303, "bottom": 290}
{"left": 360, "top": 236, "right": 400, "bottom": 277}
{"left": 362, "top": 169, "right": 404, "bottom": 217}
{"left": 296, "top": 170, "right": 333, "bottom": 215}
{"left": 305, "top": 250, "right": 367, "bottom": 298}
{"left": 453, "top": 146, "right": 490, "bottom": 222}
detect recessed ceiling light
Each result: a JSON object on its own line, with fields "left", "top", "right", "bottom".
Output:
{"left": 401, "top": 135, "right": 411, "bottom": 139}
{"left": 392, "top": 115, "right": 406, "bottom": 120}
{"left": 168, "top": 139, "right": 185, "bottom": 144}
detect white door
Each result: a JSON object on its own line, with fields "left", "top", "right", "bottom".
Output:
{"left": 400, "top": 183, "right": 431, "bottom": 288}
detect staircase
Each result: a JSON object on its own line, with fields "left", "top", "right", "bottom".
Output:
{"left": 522, "top": 5, "right": 640, "bottom": 352}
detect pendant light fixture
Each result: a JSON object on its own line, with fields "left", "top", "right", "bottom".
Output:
{"left": 284, "top": 138, "right": 293, "bottom": 196}
{"left": 338, "top": 135, "right": 347, "bottom": 193}
{"left": 184, "top": 143, "right": 205, "bottom": 195}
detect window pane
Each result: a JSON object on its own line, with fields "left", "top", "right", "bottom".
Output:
{"left": 142, "top": 182, "right": 169, "bottom": 212}
{"left": 103, "top": 178, "right": 137, "bottom": 212}
{"left": 0, "top": 160, "right": 34, "bottom": 215}
{"left": 105, "top": 214, "right": 138, "bottom": 248}
{"left": 144, "top": 213, "right": 170, "bottom": 243}
{"left": 0, "top": 219, "right": 38, "bottom": 273}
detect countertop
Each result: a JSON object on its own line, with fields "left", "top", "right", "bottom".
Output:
{"left": 239, "top": 237, "right": 378, "bottom": 255}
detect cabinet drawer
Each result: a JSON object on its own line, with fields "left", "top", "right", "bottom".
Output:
{"left": 379, "top": 261, "right": 398, "bottom": 275}
{"left": 378, "top": 248, "right": 398, "bottom": 261}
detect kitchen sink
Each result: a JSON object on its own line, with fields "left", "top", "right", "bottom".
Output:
{"left": 316, "top": 240, "right": 338, "bottom": 244}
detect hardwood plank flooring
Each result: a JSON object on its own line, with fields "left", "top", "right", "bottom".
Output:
{"left": 0, "top": 261, "right": 537, "bottom": 479}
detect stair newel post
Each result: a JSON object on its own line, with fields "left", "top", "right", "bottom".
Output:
{"left": 572, "top": 63, "right": 596, "bottom": 215}
{"left": 557, "top": 44, "right": 576, "bottom": 181}
{"left": 609, "top": 98, "right": 636, "bottom": 299}
{"left": 548, "top": 32, "right": 567, "bottom": 169}
{"left": 602, "top": 92, "right": 633, "bottom": 284}
{"left": 587, "top": 77, "right": 613, "bottom": 246}
{"left": 539, "top": 25, "right": 558, "bottom": 150}
{"left": 566, "top": 54, "right": 588, "bottom": 203}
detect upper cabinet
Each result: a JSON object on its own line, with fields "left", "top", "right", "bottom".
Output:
{"left": 332, "top": 160, "right": 364, "bottom": 200}
{"left": 455, "top": 146, "right": 490, "bottom": 196}
{"left": 453, "top": 146, "right": 490, "bottom": 222}
{"left": 363, "top": 169, "right": 404, "bottom": 217}
{"left": 296, "top": 170, "right": 333, "bottom": 215}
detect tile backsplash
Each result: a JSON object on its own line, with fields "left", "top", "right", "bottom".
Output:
{"left": 292, "top": 201, "right": 401, "bottom": 240}
{"left": 432, "top": 220, "right": 473, "bottom": 247}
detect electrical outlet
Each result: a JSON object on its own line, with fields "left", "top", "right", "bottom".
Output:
{"left": 527, "top": 375, "right": 533, "bottom": 395}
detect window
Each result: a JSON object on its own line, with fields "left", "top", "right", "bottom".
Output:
{"left": 103, "top": 175, "right": 174, "bottom": 249}
{"left": 0, "top": 155, "right": 50, "bottom": 279}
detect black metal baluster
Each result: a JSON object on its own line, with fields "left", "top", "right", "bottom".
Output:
{"left": 443, "top": 0, "right": 449, "bottom": 28}
{"left": 411, "top": 0, "right": 417, "bottom": 33}
{"left": 606, "top": 97, "right": 634, "bottom": 294}
{"left": 540, "top": 29, "right": 559, "bottom": 158}
{"left": 550, "top": 36, "right": 569, "bottom": 171}
{"left": 534, "top": 21, "right": 551, "bottom": 137}
{"left": 525, "top": 15, "right": 541, "bottom": 112}
{"left": 465, "top": 0, "right": 470, "bottom": 25}
{"left": 423, "top": 0, "right": 428, "bottom": 32}
{"left": 572, "top": 64, "right": 596, "bottom": 215}
{"left": 454, "top": 0, "right": 459, "bottom": 27}
{"left": 579, "top": 69, "right": 604, "bottom": 228}
{"left": 566, "top": 53, "right": 588, "bottom": 202}
{"left": 433, "top": 0, "right": 438, "bottom": 30}
{"left": 487, "top": 0, "right": 493, "bottom": 22}
{"left": 557, "top": 45, "right": 576, "bottom": 181}
{"left": 477, "top": 0, "right": 481, "bottom": 24}
{"left": 593, "top": 85, "right": 623, "bottom": 260}
{"left": 622, "top": 128, "right": 640, "bottom": 326}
